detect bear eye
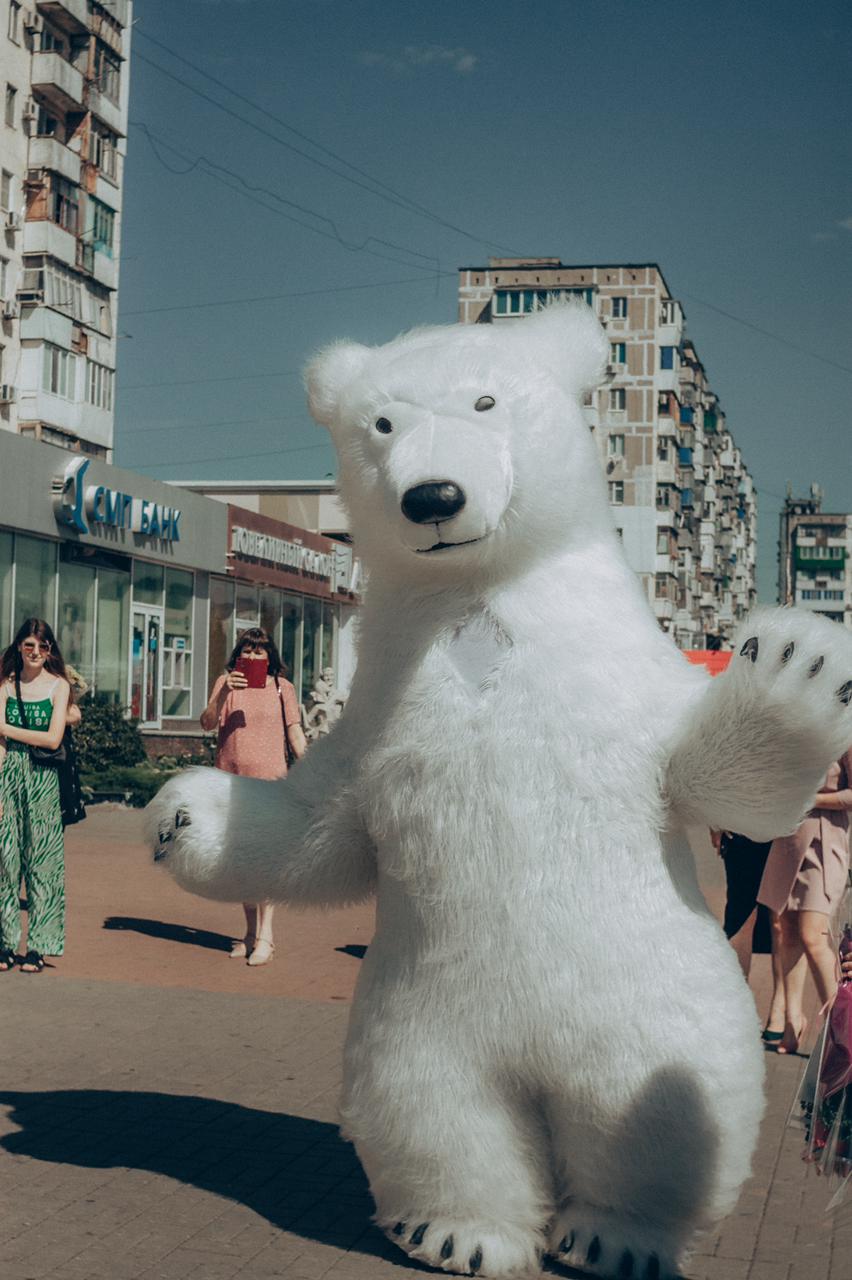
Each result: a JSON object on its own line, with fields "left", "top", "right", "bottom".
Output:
{"left": 375, "top": 417, "right": 393, "bottom": 434}
{"left": 475, "top": 395, "right": 496, "bottom": 412}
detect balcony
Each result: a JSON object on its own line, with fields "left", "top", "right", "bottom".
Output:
{"left": 23, "top": 217, "right": 78, "bottom": 270}
{"left": 36, "top": 0, "right": 89, "bottom": 34}
{"left": 27, "top": 136, "right": 81, "bottom": 186}
{"left": 794, "top": 547, "right": 847, "bottom": 571}
{"left": 87, "top": 85, "right": 126, "bottom": 138}
{"left": 31, "top": 51, "right": 84, "bottom": 115}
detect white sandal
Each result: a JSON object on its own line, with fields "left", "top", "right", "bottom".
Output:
{"left": 229, "top": 934, "right": 255, "bottom": 959}
{"left": 247, "top": 938, "right": 274, "bottom": 967}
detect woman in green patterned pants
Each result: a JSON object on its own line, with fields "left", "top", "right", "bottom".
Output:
{"left": 0, "top": 618, "right": 72, "bottom": 973}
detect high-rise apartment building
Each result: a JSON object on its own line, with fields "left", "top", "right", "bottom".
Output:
{"left": 458, "top": 259, "right": 757, "bottom": 647}
{"left": 1, "top": 0, "right": 132, "bottom": 460}
{"left": 778, "top": 485, "right": 851, "bottom": 628}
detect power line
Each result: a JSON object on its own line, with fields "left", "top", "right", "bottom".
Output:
{"left": 134, "top": 122, "right": 443, "bottom": 277}
{"left": 122, "top": 440, "right": 331, "bottom": 472}
{"left": 682, "top": 293, "right": 852, "bottom": 376}
{"left": 119, "top": 371, "right": 298, "bottom": 389}
{"left": 133, "top": 31, "right": 518, "bottom": 255}
{"left": 121, "top": 272, "right": 456, "bottom": 319}
{"left": 117, "top": 415, "right": 286, "bottom": 436}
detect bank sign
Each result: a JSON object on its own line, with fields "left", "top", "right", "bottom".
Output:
{"left": 52, "top": 457, "right": 181, "bottom": 541}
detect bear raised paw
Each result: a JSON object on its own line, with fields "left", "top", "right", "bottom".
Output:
{"left": 148, "top": 303, "right": 852, "bottom": 1279}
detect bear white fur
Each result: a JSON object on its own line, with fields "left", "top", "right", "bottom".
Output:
{"left": 148, "top": 303, "right": 852, "bottom": 1279}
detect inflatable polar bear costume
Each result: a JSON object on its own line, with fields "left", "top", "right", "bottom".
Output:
{"left": 149, "top": 303, "right": 852, "bottom": 1280}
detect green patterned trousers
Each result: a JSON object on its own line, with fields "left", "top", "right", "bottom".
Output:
{"left": 0, "top": 747, "right": 65, "bottom": 956}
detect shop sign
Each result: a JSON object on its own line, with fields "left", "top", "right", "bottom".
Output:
{"left": 231, "top": 524, "right": 333, "bottom": 581}
{"left": 52, "top": 457, "right": 182, "bottom": 541}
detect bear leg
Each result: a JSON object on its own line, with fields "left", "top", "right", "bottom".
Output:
{"left": 343, "top": 1052, "right": 548, "bottom": 1277}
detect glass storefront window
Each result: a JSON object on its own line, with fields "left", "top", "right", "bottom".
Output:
{"left": 58, "top": 550, "right": 96, "bottom": 688}
{"left": 260, "top": 588, "right": 281, "bottom": 653}
{"left": 14, "top": 534, "right": 56, "bottom": 629}
{"left": 0, "top": 531, "right": 12, "bottom": 648}
{"left": 302, "top": 597, "right": 322, "bottom": 704}
{"left": 281, "top": 593, "right": 302, "bottom": 692}
{"left": 235, "top": 581, "right": 258, "bottom": 626}
{"left": 132, "top": 560, "right": 164, "bottom": 606}
{"left": 321, "top": 602, "right": 337, "bottom": 674}
{"left": 208, "top": 577, "right": 234, "bottom": 693}
{"left": 95, "top": 566, "right": 129, "bottom": 705}
{"left": 163, "top": 568, "right": 194, "bottom": 718}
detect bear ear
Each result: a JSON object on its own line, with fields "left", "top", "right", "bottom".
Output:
{"left": 304, "top": 341, "right": 371, "bottom": 428}
{"left": 506, "top": 299, "right": 609, "bottom": 395}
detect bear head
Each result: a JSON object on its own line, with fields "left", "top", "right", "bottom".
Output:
{"left": 305, "top": 301, "right": 611, "bottom": 586}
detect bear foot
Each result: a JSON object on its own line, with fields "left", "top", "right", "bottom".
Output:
{"left": 549, "top": 1205, "right": 680, "bottom": 1279}
{"left": 381, "top": 1215, "right": 542, "bottom": 1277}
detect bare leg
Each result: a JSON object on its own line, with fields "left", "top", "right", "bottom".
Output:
{"left": 798, "top": 909, "right": 837, "bottom": 1009}
{"left": 247, "top": 902, "right": 275, "bottom": 966}
{"left": 764, "top": 917, "right": 787, "bottom": 1034}
{"left": 728, "top": 910, "right": 755, "bottom": 978}
{"left": 776, "top": 911, "right": 810, "bottom": 1052}
{"left": 229, "top": 903, "right": 257, "bottom": 959}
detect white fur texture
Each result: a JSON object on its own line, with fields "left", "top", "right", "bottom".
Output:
{"left": 149, "top": 302, "right": 852, "bottom": 1278}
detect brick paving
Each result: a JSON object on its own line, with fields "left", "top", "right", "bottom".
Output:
{"left": 0, "top": 808, "right": 849, "bottom": 1279}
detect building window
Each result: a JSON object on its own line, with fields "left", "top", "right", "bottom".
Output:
{"left": 656, "top": 531, "right": 671, "bottom": 555}
{"left": 93, "top": 40, "right": 121, "bottom": 104}
{"left": 607, "top": 433, "right": 625, "bottom": 457}
{"left": 90, "top": 122, "right": 118, "bottom": 181}
{"left": 162, "top": 569, "right": 194, "bottom": 717}
{"left": 0, "top": 255, "right": 8, "bottom": 300}
{"left": 41, "top": 342, "right": 76, "bottom": 398}
{"left": 660, "top": 346, "right": 675, "bottom": 370}
{"left": 89, "top": 196, "right": 115, "bottom": 255}
{"left": 5, "top": 84, "right": 16, "bottom": 129}
{"left": 13, "top": 533, "right": 57, "bottom": 625}
{"left": 40, "top": 26, "right": 64, "bottom": 54}
{"left": 610, "top": 342, "right": 626, "bottom": 365}
{"left": 608, "top": 481, "right": 624, "bottom": 504}
{"left": 611, "top": 296, "right": 628, "bottom": 319}
{"left": 86, "top": 359, "right": 114, "bottom": 410}
{"left": 51, "top": 174, "right": 78, "bottom": 234}
{"left": 7, "top": 2, "right": 21, "bottom": 44}
{"left": 609, "top": 387, "right": 626, "bottom": 412}
{"left": 660, "top": 299, "right": 677, "bottom": 325}
{"left": 656, "top": 485, "right": 673, "bottom": 510}
{"left": 657, "top": 438, "right": 670, "bottom": 461}
{"left": 208, "top": 577, "right": 234, "bottom": 695}
{"left": 493, "top": 287, "right": 594, "bottom": 316}
{"left": 0, "top": 169, "right": 11, "bottom": 211}
{"left": 36, "top": 104, "right": 59, "bottom": 137}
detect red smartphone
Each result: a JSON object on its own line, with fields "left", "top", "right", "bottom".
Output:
{"left": 236, "top": 656, "right": 268, "bottom": 688}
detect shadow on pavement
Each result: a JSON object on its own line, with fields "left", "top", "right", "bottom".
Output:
{"left": 103, "top": 916, "right": 233, "bottom": 952}
{"left": 0, "top": 1088, "right": 411, "bottom": 1264}
{"left": 335, "top": 944, "right": 368, "bottom": 960}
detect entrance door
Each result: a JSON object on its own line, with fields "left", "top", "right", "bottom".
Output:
{"left": 130, "top": 607, "right": 164, "bottom": 728}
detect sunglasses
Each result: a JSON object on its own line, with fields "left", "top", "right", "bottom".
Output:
{"left": 21, "top": 641, "right": 51, "bottom": 655}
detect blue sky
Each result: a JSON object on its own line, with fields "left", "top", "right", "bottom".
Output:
{"left": 115, "top": 0, "right": 852, "bottom": 600}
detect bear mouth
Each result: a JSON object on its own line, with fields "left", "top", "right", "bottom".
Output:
{"left": 415, "top": 536, "right": 485, "bottom": 554}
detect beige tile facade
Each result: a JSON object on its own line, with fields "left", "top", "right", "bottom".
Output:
{"left": 458, "top": 259, "right": 757, "bottom": 648}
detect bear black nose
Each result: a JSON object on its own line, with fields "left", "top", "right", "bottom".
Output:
{"left": 401, "top": 481, "right": 467, "bottom": 525}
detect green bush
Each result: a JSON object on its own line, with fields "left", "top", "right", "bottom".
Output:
{"left": 74, "top": 694, "right": 147, "bottom": 773}
{"left": 81, "top": 764, "right": 180, "bottom": 808}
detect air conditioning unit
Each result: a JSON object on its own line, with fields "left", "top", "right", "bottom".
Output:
{"left": 0, "top": 385, "right": 17, "bottom": 404}
{"left": 25, "top": 12, "right": 44, "bottom": 35}
{"left": 21, "top": 97, "right": 38, "bottom": 136}
{"left": 3, "top": 300, "right": 20, "bottom": 320}
{"left": 4, "top": 211, "right": 22, "bottom": 232}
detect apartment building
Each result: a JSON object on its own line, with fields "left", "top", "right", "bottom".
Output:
{"left": 458, "top": 259, "right": 757, "bottom": 648}
{"left": 778, "top": 485, "right": 851, "bottom": 628}
{"left": 1, "top": 0, "right": 132, "bottom": 459}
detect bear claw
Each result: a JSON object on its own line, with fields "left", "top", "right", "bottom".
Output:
{"left": 645, "top": 1254, "right": 661, "bottom": 1279}
{"left": 838, "top": 680, "right": 852, "bottom": 706}
{"left": 619, "top": 1250, "right": 635, "bottom": 1278}
{"left": 781, "top": 641, "right": 795, "bottom": 664}
{"left": 440, "top": 1235, "right": 454, "bottom": 1260}
{"left": 392, "top": 1221, "right": 405, "bottom": 1237}
{"left": 740, "top": 636, "right": 759, "bottom": 661}
{"left": 409, "top": 1222, "right": 429, "bottom": 1246}
{"left": 469, "top": 1246, "right": 483, "bottom": 1272}
{"left": 586, "top": 1235, "right": 602, "bottom": 1264}
{"left": 174, "top": 807, "right": 192, "bottom": 828}
{"left": 809, "top": 656, "right": 825, "bottom": 677}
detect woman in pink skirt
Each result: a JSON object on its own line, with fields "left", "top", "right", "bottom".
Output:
{"left": 200, "top": 627, "right": 307, "bottom": 966}
{"left": 758, "top": 748, "right": 852, "bottom": 1053}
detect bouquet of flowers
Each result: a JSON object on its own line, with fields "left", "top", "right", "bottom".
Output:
{"left": 793, "top": 922, "right": 852, "bottom": 1210}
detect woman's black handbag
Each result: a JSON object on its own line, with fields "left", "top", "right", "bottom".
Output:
{"left": 14, "top": 678, "right": 86, "bottom": 827}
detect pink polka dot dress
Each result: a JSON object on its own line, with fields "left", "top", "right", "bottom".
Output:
{"left": 211, "top": 674, "right": 301, "bottom": 780}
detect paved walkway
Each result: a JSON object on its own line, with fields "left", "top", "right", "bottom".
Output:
{"left": 0, "top": 808, "right": 849, "bottom": 1280}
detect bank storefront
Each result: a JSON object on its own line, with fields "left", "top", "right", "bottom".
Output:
{"left": 0, "top": 433, "right": 359, "bottom": 745}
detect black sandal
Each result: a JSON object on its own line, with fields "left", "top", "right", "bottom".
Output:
{"left": 0, "top": 950, "right": 15, "bottom": 972}
{"left": 20, "top": 951, "right": 45, "bottom": 973}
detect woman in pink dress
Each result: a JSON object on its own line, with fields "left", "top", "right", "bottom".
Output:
{"left": 758, "top": 749, "right": 852, "bottom": 1054}
{"left": 200, "top": 627, "right": 307, "bottom": 966}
